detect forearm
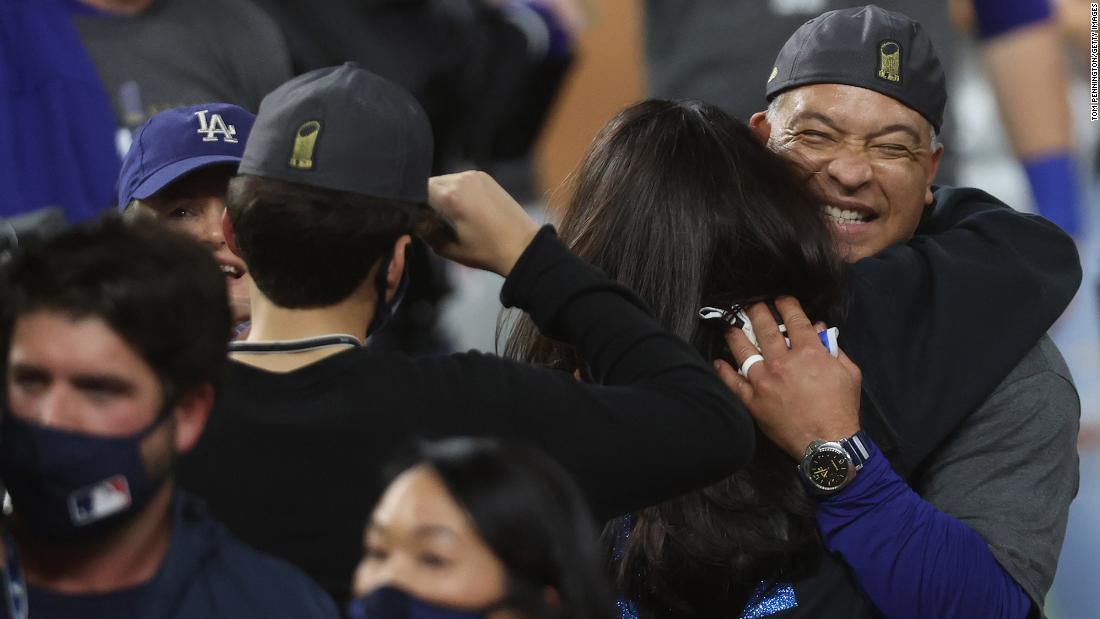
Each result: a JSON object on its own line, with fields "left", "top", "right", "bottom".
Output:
{"left": 478, "top": 226, "right": 754, "bottom": 518}
{"left": 816, "top": 439, "right": 1032, "bottom": 619}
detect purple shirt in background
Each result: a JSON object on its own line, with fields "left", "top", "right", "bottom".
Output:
{"left": 0, "top": 0, "right": 119, "bottom": 221}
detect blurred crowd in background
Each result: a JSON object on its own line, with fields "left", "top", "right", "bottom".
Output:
{"left": 1, "top": 0, "right": 1096, "bottom": 616}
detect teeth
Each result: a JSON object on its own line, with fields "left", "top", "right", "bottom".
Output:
{"left": 220, "top": 264, "right": 241, "bottom": 278}
{"left": 823, "top": 205, "right": 871, "bottom": 224}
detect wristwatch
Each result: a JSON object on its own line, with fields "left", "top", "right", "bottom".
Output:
{"left": 799, "top": 430, "right": 872, "bottom": 496}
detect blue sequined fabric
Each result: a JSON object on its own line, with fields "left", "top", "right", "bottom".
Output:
{"left": 612, "top": 513, "right": 633, "bottom": 561}
{"left": 617, "top": 598, "right": 640, "bottom": 619}
{"left": 613, "top": 514, "right": 639, "bottom": 619}
{"left": 741, "top": 581, "right": 798, "bottom": 618}
{"left": 612, "top": 514, "right": 796, "bottom": 619}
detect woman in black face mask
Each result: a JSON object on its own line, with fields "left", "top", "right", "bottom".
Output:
{"left": 348, "top": 438, "right": 613, "bottom": 619}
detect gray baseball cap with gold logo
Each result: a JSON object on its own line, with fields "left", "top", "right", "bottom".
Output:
{"left": 765, "top": 5, "right": 947, "bottom": 131}
{"left": 240, "top": 62, "right": 433, "bottom": 203}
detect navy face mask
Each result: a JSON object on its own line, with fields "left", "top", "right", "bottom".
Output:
{"left": 347, "top": 586, "right": 505, "bottom": 619}
{"left": 0, "top": 410, "right": 171, "bottom": 543}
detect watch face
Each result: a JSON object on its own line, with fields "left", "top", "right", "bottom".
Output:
{"left": 807, "top": 448, "right": 851, "bottom": 490}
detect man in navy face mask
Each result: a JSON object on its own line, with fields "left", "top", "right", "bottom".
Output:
{"left": 0, "top": 218, "right": 338, "bottom": 619}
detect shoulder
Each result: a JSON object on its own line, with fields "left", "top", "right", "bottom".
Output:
{"left": 217, "top": 0, "right": 285, "bottom": 37}
{"left": 161, "top": 0, "right": 276, "bottom": 25}
{"left": 160, "top": 0, "right": 288, "bottom": 55}
{"left": 167, "top": 495, "right": 340, "bottom": 617}
{"left": 221, "top": 349, "right": 394, "bottom": 385}
{"left": 207, "top": 532, "right": 336, "bottom": 611}
{"left": 930, "top": 185, "right": 1009, "bottom": 208}
{"left": 993, "top": 335, "right": 1076, "bottom": 397}
{"left": 411, "top": 348, "right": 515, "bottom": 384}
{"left": 958, "top": 336, "right": 1079, "bottom": 442}
{"left": 214, "top": 351, "right": 434, "bottom": 419}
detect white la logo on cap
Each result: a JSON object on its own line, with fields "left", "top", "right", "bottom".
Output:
{"left": 193, "top": 110, "right": 238, "bottom": 143}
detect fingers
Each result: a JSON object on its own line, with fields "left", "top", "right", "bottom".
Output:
{"left": 426, "top": 173, "right": 460, "bottom": 214}
{"left": 412, "top": 202, "right": 457, "bottom": 244}
{"left": 427, "top": 171, "right": 500, "bottom": 220}
{"left": 724, "top": 325, "right": 762, "bottom": 368}
{"left": 424, "top": 171, "right": 537, "bottom": 276}
{"left": 725, "top": 298, "right": 833, "bottom": 381}
{"left": 775, "top": 296, "right": 818, "bottom": 348}
{"left": 746, "top": 302, "right": 787, "bottom": 358}
{"left": 714, "top": 359, "right": 754, "bottom": 401}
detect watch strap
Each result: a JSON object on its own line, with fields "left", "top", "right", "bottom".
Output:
{"left": 840, "top": 430, "right": 871, "bottom": 471}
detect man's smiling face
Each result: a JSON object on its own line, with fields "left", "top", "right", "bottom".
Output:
{"left": 752, "top": 83, "right": 943, "bottom": 262}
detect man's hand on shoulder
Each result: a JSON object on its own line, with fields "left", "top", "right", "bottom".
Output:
{"left": 426, "top": 171, "right": 540, "bottom": 277}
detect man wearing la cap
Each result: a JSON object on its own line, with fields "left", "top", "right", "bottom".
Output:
{"left": 177, "top": 63, "right": 756, "bottom": 604}
{"left": 709, "top": 5, "right": 1079, "bottom": 618}
{"left": 119, "top": 103, "right": 255, "bottom": 332}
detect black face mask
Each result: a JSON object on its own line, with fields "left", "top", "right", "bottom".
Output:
{"left": 0, "top": 410, "right": 171, "bottom": 543}
{"left": 348, "top": 586, "right": 507, "bottom": 619}
{"left": 366, "top": 247, "right": 410, "bottom": 337}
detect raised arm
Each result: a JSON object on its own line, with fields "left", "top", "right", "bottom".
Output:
{"left": 418, "top": 172, "right": 755, "bottom": 521}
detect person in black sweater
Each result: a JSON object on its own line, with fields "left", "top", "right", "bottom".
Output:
{"left": 177, "top": 64, "right": 755, "bottom": 603}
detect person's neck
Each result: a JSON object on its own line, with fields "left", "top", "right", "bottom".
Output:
{"left": 16, "top": 482, "right": 173, "bottom": 595}
{"left": 233, "top": 281, "right": 376, "bottom": 372}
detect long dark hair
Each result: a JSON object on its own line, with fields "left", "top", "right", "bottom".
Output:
{"left": 503, "top": 100, "right": 847, "bottom": 616}
{"left": 400, "top": 438, "right": 614, "bottom": 619}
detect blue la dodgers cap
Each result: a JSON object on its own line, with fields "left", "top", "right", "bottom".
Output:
{"left": 765, "top": 5, "right": 947, "bottom": 131}
{"left": 117, "top": 103, "right": 255, "bottom": 209}
{"left": 238, "top": 62, "right": 433, "bottom": 204}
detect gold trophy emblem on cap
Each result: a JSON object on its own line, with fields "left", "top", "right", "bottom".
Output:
{"left": 289, "top": 120, "right": 322, "bottom": 170}
{"left": 877, "top": 41, "right": 901, "bottom": 83}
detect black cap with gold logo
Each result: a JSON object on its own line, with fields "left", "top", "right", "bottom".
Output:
{"left": 765, "top": 5, "right": 946, "bottom": 131}
{"left": 239, "top": 62, "right": 433, "bottom": 203}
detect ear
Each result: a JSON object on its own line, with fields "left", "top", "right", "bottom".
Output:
{"left": 925, "top": 143, "right": 944, "bottom": 206}
{"left": 384, "top": 235, "right": 412, "bottom": 303}
{"left": 222, "top": 210, "right": 243, "bottom": 258}
{"left": 171, "top": 383, "right": 214, "bottom": 454}
{"left": 749, "top": 111, "right": 772, "bottom": 144}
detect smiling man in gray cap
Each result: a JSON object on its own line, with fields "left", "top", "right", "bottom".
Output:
{"left": 731, "top": 5, "right": 1080, "bottom": 618}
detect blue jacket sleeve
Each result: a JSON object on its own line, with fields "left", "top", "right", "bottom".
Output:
{"left": 815, "top": 438, "right": 1032, "bottom": 619}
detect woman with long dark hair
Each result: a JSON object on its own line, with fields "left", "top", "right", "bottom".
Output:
{"left": 348, "top": 438, "right": 614, "bottom": 619}
{"left": 505, "top": 99, "right": 843, "bottom": 616}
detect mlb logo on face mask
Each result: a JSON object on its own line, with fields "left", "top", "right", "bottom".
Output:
{"left": 68, "top": 474, "right": 133, "bottom": 526}
{"left": 194, "top": 110, "right": 239, "bottom": 143}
